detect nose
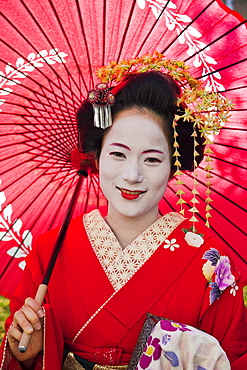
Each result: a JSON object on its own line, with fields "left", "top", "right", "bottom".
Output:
{"left": 122, "top": 160, "right": 144, "bottom": 184}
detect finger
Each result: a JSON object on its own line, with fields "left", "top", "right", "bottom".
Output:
{"left": 14, "top": 309, "right": 34, "bottom": 335}
{"left": 20, "top": 305, "right": 42, "bottom": 330}
{"left": 24, "top": 297, "right": 44, "bottom": 318}
{"left": 8, "top": 325, "right": 23, "bottom": 342}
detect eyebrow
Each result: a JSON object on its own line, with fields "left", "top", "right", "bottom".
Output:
{"left": 110, "top": 143, "right": 130, "bottom": 150}
{"left": 110, "top": 143, "right": 164, "bottom": 154}
{"left": 142, "top": 149, "right": 164, "bottom": 154}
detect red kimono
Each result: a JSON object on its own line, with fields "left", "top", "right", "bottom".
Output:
{"left": 1, "top": 210, "right": 247, "bottom": 369}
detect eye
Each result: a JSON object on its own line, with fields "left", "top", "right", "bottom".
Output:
{"left": 144, "top": 157, "right": 162, "bottom": 163}
{"left": 109, "top": 151, "right": 126, "bottom": 158}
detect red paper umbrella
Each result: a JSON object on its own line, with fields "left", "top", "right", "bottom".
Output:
{"left": 0, "top": 0, "right": 247, "bottom": 299}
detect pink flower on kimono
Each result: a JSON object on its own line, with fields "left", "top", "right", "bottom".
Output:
{"left": 215, "top": 256, "right": 235, "bottom": 291}
{"left": 160, "top": 320, "right": 191, "bottom": 332}
{"left": 139, "top": 336, "right": 162, "bottom": 369}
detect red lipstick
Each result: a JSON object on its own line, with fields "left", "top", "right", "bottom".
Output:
{"left": 119, "top": 188, "right": 145, "bottom": 200}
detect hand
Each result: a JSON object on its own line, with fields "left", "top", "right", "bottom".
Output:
{"left": 8, "top": 297, "right": 44, "bottom": 364}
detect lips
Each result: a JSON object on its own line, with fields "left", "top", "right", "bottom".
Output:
{"left": 117, "top": 187, "right": 146, "bottom": 200}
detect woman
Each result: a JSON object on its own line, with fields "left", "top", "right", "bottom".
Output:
{"left": 1, "top": 69, "right": 247, "bottom": 369}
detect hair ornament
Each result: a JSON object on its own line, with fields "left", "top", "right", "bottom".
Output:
{"left": 87, "top": 83, "right": 115, "bottom": 129}
{"left": 94, "top": 51, "right": 233, "bottom": 227}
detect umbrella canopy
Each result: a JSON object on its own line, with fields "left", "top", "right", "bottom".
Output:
{"left": 0, "top": 0, "right": 247, "bottom": 298}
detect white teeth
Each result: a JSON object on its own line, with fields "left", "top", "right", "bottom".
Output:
{"left": 121, "top": 189, "right": 142, "bottom": 195}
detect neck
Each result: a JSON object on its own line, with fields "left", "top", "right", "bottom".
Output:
{"left": 105, "top": 208, "right": 159, "bottom": 249}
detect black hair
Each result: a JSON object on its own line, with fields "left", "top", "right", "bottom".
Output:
{"left": 76, "top": 71, "right": 205, "bottom": 172}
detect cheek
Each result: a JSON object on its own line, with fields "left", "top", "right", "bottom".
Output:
{"left": 99, "top": 155, "right": 117, "bottom": 185}
{"left": 151, "top": 164, "right": 171, "bottom": 189}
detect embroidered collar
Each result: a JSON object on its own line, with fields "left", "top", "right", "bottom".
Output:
{"left": 83, "top": 210, "right": 184, "bottom": 291}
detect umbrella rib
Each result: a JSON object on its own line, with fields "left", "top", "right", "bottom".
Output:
{"left": 43, "top": 80, "right": 77, "bottom": 143}
{"left": 75, "top": 0, "right": 94, "bottom": 89}
{"left": 220, "top": 127, "right": 247, "bottom": 131}
{"left": 19, "top": 110, "right": 77, "bottom": 155}
{"left": 116, "top": 0, "right": 137, "bottom": 62}
{"left": 22, "top": 97, "right": 77, "bottom": 151}
{"left": 228, "top": 109, "right": 247, "bottom": 112}
{"left": 206, "top": 168, "right": 247, "bottom": 191}
{"left": 0, "top": 113, "right": 76, "bottom": 126}
{"left": 166, "top": 181, "right": 247, "bottom": 232}
{"left": 18, "top": 0, "right": 86, "bottom": 95}
{"left": 187, "top": 170, "right": 247, "bottom": 213}
{"left": 102, "top": 0, "right": 106, "bottom": 66}
{"left": 0, "top": 169, "right": 78, "bottom": 279}
{"left": 0, "top": 76, "right": 78, "bottom": 112}
{"left": 223, "top": 85, "right": 247, "bottom": 93}
{"left": 46, "top": 0, "right": 88, "bottom": 93}
{"left": 197, "top": 57, "right": 247, "bottom": 80}
{"left": 0, "top": 135, "right": 72, "bottom": 166}
{"left": 210, "top": 156, "right": 247, "bottom": 172}
{"left": 0, "top": 48, "right": 80, "bottom": 110}
{"left": 164, "top": 184, "right": 247, "bottom": 264}
{"left": 47, "top": 175, "right": 81, "bottom": 230}
{"left": 0, "top": 53, "right": 81, "bottom": 111}
{"left": 136, "top": 0, "right": 174, "bottom": 56}
{"left": 1, "top": 99, "right": 76, "bottom": 117}
{"left": 0, "top": 158, "right": 66, "bottom": 192}
{"left": 214, "top": 142, "right": 247, "bottom": 153}
{"left": 161, "top": 0, "right": 215, "bottom": 54}
{"left": 1, "top": 158, "right": 74, "bottom": 214}
{"left": 67, "top": 75, "right": 82, "bottom": 129}
{"left": 24, "top": 90, "right": 77, "bottom": 143}
{"left": 184, "top": 20, "right": 247, "bottom": 64}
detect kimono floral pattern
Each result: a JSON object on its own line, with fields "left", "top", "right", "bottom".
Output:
{"left": 202, "top": 248, "right": 236, "bottom": 304}
{"left": 139, "top": 320, "right": 190, "bottom": 369}
{"left": 139, "top": 336, "right": 162, "bottom": 369}
{"left": 137, "top": 319, "right": 229, "bottom": 370}
{"left": 163, "top": 238, "right": 180, "bottom": 251}
{"left": 160, "top": 320, "right": 191, "bottom": 332}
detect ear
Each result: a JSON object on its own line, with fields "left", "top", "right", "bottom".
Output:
{"left": 95, "top": 157, "right": 99, "bottom": 170}
{"left": 168, "top": 168, "right": 175, "bottom": 181}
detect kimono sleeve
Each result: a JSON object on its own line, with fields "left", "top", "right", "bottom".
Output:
{"left": 0, "top": 230, "right": 63, "bottom": 370}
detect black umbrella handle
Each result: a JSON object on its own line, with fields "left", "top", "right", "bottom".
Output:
{"left": 42, "top": 168, "right": 88, "bottom": 286}
{"left": 17, "top": 167, "right": 89, "bottom": 353}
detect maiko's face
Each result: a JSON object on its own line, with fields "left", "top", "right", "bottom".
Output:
{"left": 99, "top": 108, "right": 172, "bottom": 222}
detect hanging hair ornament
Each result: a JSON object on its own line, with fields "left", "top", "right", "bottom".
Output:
{"left": 88, "top": 83, "right": 115, "bottom": 129}
{"left": 96, "top": 51, "right": 233, "bottom": 226}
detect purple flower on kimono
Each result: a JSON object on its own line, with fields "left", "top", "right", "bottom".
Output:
{"left": 203, "top": 248, "right": 236, "bottom": 304}
{"left": 160, "top": 320, "right": 191, "bottom": 332}
{"left": 209, "top": 282, "right": 222, "bottom": 304}
{"left": 215, "top": 256, "right": 235, "bottom": 290}
{"left": 203, "top": 248, "right": 220, "bottom": 266}
{"left": 139, "top": 336, "right": 161, "bottom": 369}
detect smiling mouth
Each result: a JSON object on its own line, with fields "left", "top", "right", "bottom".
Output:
{"left": 117, "top": 187, "right": 146, "bottom": 200}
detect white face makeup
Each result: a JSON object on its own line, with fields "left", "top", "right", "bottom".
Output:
{"left": 99, "top": 108, "right": 171, "bottom": 223}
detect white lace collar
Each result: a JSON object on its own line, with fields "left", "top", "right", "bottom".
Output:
{"left": 83, "top": 209, "right": 184, "bottom": 291}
